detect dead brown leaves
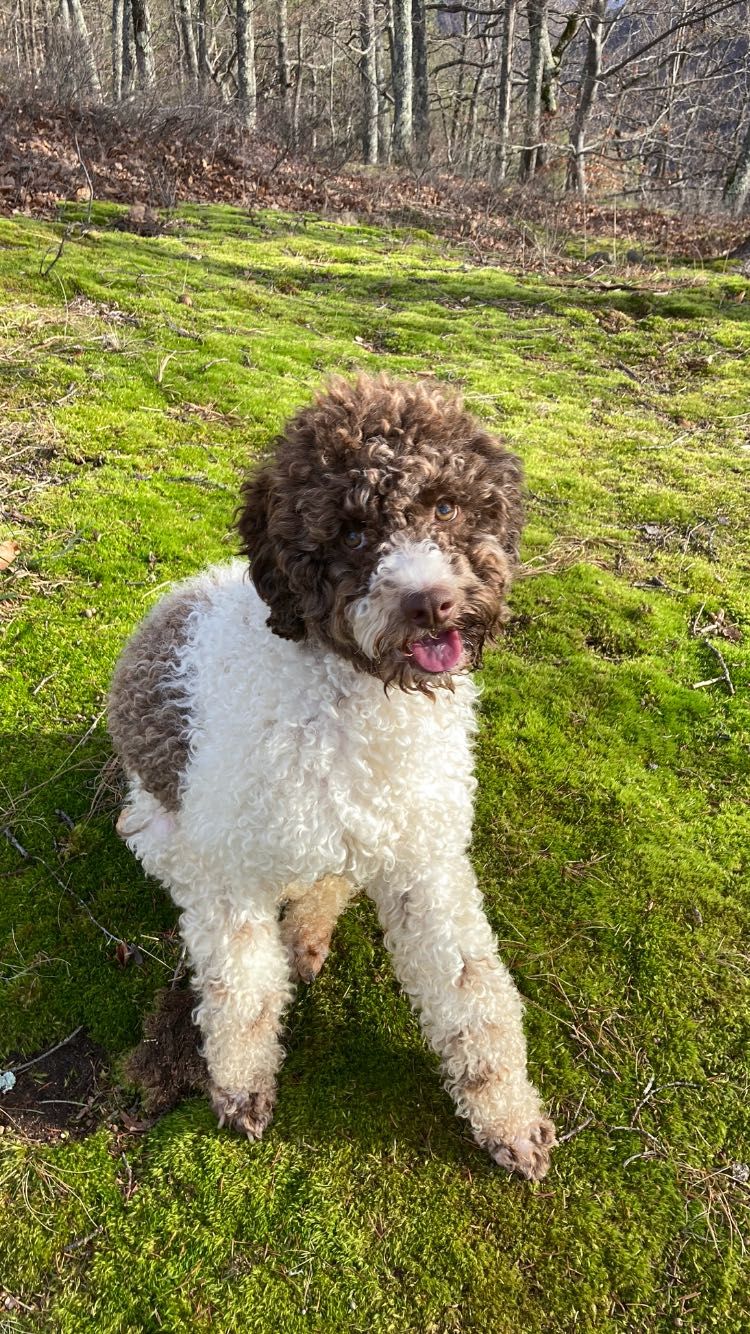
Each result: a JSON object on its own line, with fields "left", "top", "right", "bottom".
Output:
{"left": 1, "top": 94, "right": 748, "bottom": 271}
{"left": 0, "top": 539, "right": 20, "bottom": 570}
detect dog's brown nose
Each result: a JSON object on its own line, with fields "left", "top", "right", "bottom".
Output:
{"left": 402, "top": 587, "right": 456, "bottom": 629}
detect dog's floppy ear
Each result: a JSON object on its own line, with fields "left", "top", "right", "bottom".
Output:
{"left": 237, "top": 465, "right": 306, "bottom": 642}
{"left": 476, "top": 433, "right": 524, "bottom": 566}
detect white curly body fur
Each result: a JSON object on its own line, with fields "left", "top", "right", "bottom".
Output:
{"left": 117, "top": 561, "right": 552, "bottom": 1177}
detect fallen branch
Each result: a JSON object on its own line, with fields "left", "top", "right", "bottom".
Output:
{"left": 703, "top": 640, "right": 736, "bottom": 696}
{"left": 558, "top": 1114, "right": 595, "bottom": 1143}
{"left": 9, "top": 1025, "right": 83, "bottom": 1075}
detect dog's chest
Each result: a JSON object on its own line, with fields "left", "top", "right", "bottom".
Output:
{"left": 182, "top": 626, "right": 478, "bottom": 885}
{"left": 265, "top": 671, "right": 478, "bottom": 866}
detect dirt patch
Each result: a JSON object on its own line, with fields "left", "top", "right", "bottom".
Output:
{"left": 0, "top": 1030, "right": 107, "bottom": 1142}
{"left": 124, "top": 986, "right": 207, "bottom": 1115}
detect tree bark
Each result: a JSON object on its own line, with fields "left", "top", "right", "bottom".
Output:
{"left": 112, "top": 0, "right": 124, "bottom": 99}
{"left": 724, "top": 117, "right": 750, "bottom": 214}
{"left": 122, "top": 0, "right": 136, "bottom": 94}
{"left": 376, "top": 10, "right": 391, "bottom": 163}
{"left": 392, "top": 0, "right": 413, "bottom": 161}
{"left": 197, "top": 0, "right": 210, "bottom": 80}
{"left": 277, "top": 0, "right": 291, "bottom": 125}
{"left": 292, "top": 20, "right": 304, "bottom": 152}
{"left": 496, "top": 0, "right": 516, "bottom": 181}
{"left": 412, "top": 0, "right": 429, "bottom": 163}
{"left": 328, "top": 20, "right": 337, "bottom": 147}
{"left": 65, "top": 0, "right": 101, "bottom": 99}
{"left": 566, "top": 0, "right": 606, "bottom": 195}
{"left": 130, "top": 0, "right": 155, "bottom": 89}
{"left": 520, "top": 0, "right": 547, "bottom": 180}
{"left": 359, "top": 0, "right": 379, "bottom": 165}
{"left": 25, "top": 0, "right": 39, "bottom": 76}
{"left": 542, "top": 5, "right": 583, "bottom": 117}
{"left": 465, "top": 65, "right": 485, "bottom": 174}
{"left": 178, "top": 0, "right": 199, "bottom": 81}
{"left": 171, "top": 0, "right": 184, "bottom": 85}
{"left": 236, "top": 0, "right": 257, "bottom": 130}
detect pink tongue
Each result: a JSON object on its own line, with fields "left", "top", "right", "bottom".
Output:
{"left": 409, "top": 629, "right": 463, "bottom": 674}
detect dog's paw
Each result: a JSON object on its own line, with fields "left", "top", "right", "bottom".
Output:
{"left": 482, "top": 1117, "right": 556, "bottom": 1182}
{"left": 209, "top": 1083, "right": 276, "bottom": 1141}
{"left": 290, "top": 938, "right": 329, "bottom": 984}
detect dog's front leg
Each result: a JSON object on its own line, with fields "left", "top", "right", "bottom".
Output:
{"left": 368, "top": 858, "right": 555, "bottom": 1181}
{"left": 181, "top": 901, "right": 295, "bottom": 1139}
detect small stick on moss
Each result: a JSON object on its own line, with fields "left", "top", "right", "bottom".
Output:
{"left": 2, "top": 827, "right": 29, "bottom": 859}
{"left": 10, "top": 1025, "right": 83, "bottom": 1074}
{"left": 558, "top": 1115, "right": 595, "bottom": 1143}
{"left": 693, "top": 641, "right": 735, "bottom": 696}
{"left": 170, "top": 944, "right": 188, "bottom": 989}
{"left": 707, "top": 640, "right": 735, "bottom": 695}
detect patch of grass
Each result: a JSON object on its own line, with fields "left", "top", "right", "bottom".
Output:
{"left": 0, "top": 205, "right": 748, "bottom": 1332}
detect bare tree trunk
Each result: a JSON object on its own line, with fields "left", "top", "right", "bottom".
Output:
{"left": 130, "top": 0, "right": 155, "bottom": 89}
{"left": 25, "top": 0, "right": 39, "bottom": 76}
{"left": 197, "top": 0, "right": 210, "bottom": 80}
{"left": 122, "top": 0, "right": 136, "bottom": 93}
{"left": 112, "top": 0, "right": 124, "bottom": 98}
{"left": 412, "top": 0, "right": 429, "bottom": 163}
{"left": 14, "top": 2, "right": 27, "bottom": 74}
{"left": 277, "top": 0, "right": 291, "bottom": 126}
{"left": 292, "top": 20, "right": 304, "bottom": 152}
{"left": 520, "top": 0, "right": 547, "bottom": 180}
{"left": 448, "top": 19, "right": 468, "bottom": 167}
{"left": 40, "top": 0, "right": 52, "bottom": 63}
{"left": 179, "top": 0, "right": 199, "bottom": 81}
{"left": 377, "top": 7, "right": 391, "bottom": 163}
{"left": 496, "top": 0, "right": 516, "bottom": 181}
{"left": 171, "top": 0, "right": 184, "bottom": 86}
{"left": 236, "top": 0, "right": 257, "bottom": 130}
{"left": 328, "top": 20, "right": 337, "bottom": 146}
{"left": 392, "top": 0, "right": 413, "bottom": 161}
{"left": 566, "top": 0, "right": 606, "bottom": 195}
{"left": 465, "top": 65, "right": 485, "bottom": 174}
{"left": 65, "top": 0, "right": 101, "bottom": 99}
{"left": 542, "top": 5, "right": 583, "bottom": 118}
{"left": 359, "top": 0, "right": 379, "bottom": 165}
{"left": 725, "top": 117, "right": 750, "bottom": 213}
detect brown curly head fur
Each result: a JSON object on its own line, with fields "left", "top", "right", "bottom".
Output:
{"left": 237, "top": 375, "right": 523, "bottom": 691}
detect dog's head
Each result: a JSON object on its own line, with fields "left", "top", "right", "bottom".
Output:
{"left": 238, "top": 375, "right": 523, "bottom": 692}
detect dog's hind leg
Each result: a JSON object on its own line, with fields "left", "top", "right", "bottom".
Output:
{"left": 280, "top": 875, "right": 356, "bottom": 983}
{"left": 368, "top": 856, "right": 556, "bottom": 1182}
{"left": 181, "top": 898, "right": 295, "bottom": 1139}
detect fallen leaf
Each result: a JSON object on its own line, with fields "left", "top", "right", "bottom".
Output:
{"left": 0, "top": 540, "right": 20, "bottom": 571}
{"left": 115, "top": 941, "right": 143, "bottom": 968}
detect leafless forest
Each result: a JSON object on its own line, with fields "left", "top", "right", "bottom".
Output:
{"left": 2, "top": 1, "right": 750, "bottom": 213}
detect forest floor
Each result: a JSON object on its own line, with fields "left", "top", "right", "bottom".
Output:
{"left": 0, "top": 202, "right": 748, "bottom": 1332}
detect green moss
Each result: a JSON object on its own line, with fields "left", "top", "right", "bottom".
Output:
{"left": 0, "top": 205, "right": 748, "bottom": 1331}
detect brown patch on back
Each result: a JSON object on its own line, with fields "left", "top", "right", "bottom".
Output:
{"left": 124, "top": 987, "right": 206, "bottom": 1114}
{"left": 108, "top": 586, "right": 207, "bottom": 810}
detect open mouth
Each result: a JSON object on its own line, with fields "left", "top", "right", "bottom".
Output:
{"left": 406, "top": 629, "right": 464, "bottom": 674}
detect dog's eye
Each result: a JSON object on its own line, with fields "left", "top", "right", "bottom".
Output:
{"left": 343, "top": 529, "right": 367, "bottom": 550}
{"left": 435, "top": 500, "right": 458, "bottom": 522}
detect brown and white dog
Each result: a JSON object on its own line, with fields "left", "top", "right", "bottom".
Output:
{"left": 109, "top": 375, "right": 555, "bottom": 1180}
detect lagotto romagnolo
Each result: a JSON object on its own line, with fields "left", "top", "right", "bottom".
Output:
{"left": 109, "top": 374, "right": 556, "bottom": 1180}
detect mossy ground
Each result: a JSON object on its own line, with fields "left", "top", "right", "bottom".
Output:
{"left": 0, "top": 204, "right": 748, "bottom": 1332}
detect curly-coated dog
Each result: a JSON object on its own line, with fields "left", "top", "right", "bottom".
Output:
{"left": 109, "top": 375, "right": 556, "bottom": 1180}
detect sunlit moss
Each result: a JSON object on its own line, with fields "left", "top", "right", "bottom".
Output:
{"left": 0, "top": 205, "right": 748, "bottom": 1332}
